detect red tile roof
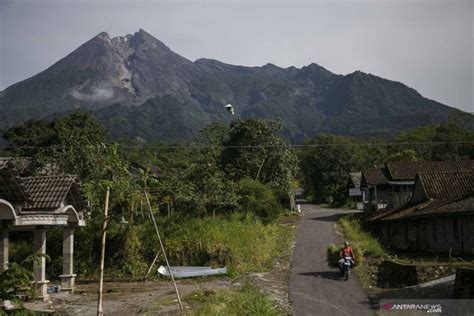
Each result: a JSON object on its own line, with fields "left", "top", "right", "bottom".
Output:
{"left": 361, "top": 168, "right": 387, "bottom": 186}
{"left": 0, "top": 158, "right": 87, "bottom": 211}
{"left": 0, "top": 159, "right": 30, "bottom": 203}
{"left": 386, "top": 160, "right": 474, "bottom": 181}
{"left": 372, "top": 194, "right": 474, "bottom": 221}
{"left": 21, "top": 176, "right": 81, "bottom": 210}
{"left": 368, "top": 171, "right": 474, "bottom": 221}
{"left": 418, "top": 172, "right": 474, "bottom": 199}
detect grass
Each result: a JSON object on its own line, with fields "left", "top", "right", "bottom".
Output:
{"left": 139, "top": 213, "right": 294, "bottom": 277}
{"left": 338, "top": 214, "right": 387, "bottom": 258}
{"left": 185, "top": 283, "right": 281, "bottom": 316}
{"left": 335, "top": 214, "right": 474, "bottom": 292}
{"left": 335, "top": 213, "right": 388, "bottom": 291}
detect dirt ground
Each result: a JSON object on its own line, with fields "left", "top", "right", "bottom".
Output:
{"left": 21, "top": 215, "right": 298, "bottom": 315}
{"left": 23, "top": 241, "right": 295, "bottom": 315}
{"left": 24, "top": 278, "right": 232, "bottom": 315}
{"left": 22, "top": 258, "right": 293, "bottom": 315}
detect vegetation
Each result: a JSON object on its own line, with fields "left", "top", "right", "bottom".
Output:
{"left": 392, "top": 115, "right": 474, "bottom": 161}
{"left": 4, "top": 112, "right": 297, "bottom": 279}
{"left": 186, "top": 283, "right": 280, "bottom": 316}
{"left": 0, "top": 263, "right": 33, "bottom": 301}
{"left": 338, "top": 214, "right": 386, "bottom": 258}
{"left": 299, "top": 117, "right": 474, "bottom": 205}
{"left": 298, "top": 134, "right": 386, "bottom": 204}
{"left": 221, "top": 119, "right": 298, "bottom": 193}
{"left": 335, "top": 214, "right": 389, "bottom": 290}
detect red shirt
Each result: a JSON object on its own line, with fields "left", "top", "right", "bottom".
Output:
{"left": 340, "top": 246, "right": 355, "bottom": 259}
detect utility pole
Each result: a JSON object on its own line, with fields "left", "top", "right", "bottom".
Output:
{"left": 97, "top": 187, "right": 110, "bottom": 316}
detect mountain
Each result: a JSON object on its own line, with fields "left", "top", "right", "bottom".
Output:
{"left": 0, "top": 29, "right": 465, "bottom": 143}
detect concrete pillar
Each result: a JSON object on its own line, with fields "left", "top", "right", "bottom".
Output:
{"left": 59, "top": 228, "right": 76, "bottom": 293}
{"left": 33, "top": 228, "right": 49, "bottom": 301}
{"left": 0, "top": 222, "right": 12, "bottom": 310}
{"left": 0, "top": 222, "right": 8, "bottom": 271}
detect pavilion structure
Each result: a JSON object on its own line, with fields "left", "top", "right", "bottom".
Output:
{"left": 0, "top": 158, "right": 88, "bottom": 301}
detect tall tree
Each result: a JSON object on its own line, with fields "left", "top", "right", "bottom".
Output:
{"left": 4, "top": 111, "right": 128, "bottom": 181}
{"left": 220, "top": 119, "right": 298, "bottom": 193}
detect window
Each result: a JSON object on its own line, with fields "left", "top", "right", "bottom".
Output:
{"left": 453, "top": 219, "right": 459, "bottom": 240}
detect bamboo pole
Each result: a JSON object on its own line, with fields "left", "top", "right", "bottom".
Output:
{"left": 144, "top": 189, "right": 183, "bottom": 311}
{"left": 97, "top": 187, "right": 110, "bottom": 316}
{"left": 145, "top": 251, "right": 160, "bottom": 278}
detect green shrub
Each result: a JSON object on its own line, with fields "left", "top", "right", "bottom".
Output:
{"left": 237, "top": 178, "right": 284, "bottom": 223}
{"left": 0, "top": 263, "right": 33, "bottom": 301}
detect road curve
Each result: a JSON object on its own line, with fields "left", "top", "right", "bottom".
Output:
{"left": 289, "top": 204, "right": 374, "bottom": 316}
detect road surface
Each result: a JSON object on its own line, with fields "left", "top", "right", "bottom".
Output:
{"left": 289, "top": 204, "right": 374, "bottom": 316}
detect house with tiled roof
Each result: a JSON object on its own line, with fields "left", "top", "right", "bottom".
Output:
{"left": 360, "top": 167, "right": 391, "bottom": 212}
{"left": 360, "top": 160, "right": 474, "bottom": 212}
{"left": 368, "top": 171, "right": 474, "bottom": 255}
{"left": 0, "top": 158, "right": 88, "bottom": 300}
{"left": 346, "top": 172, "right": 363, "bottom": 209}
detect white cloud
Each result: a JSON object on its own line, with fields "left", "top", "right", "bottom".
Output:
{"left": 70, "top": 87, "right": 114, "bottom": 101}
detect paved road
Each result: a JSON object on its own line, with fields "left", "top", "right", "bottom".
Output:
{"left": 289, "top": 204, "right": 374, "bottom": 316}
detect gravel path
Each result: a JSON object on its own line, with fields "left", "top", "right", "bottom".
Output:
{"left": 289, "top": 204, "right": 374, "bottom": 316}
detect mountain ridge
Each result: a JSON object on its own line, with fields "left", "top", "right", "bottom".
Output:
{"left": 0, "top": 29, "right": 465, "bottom": 143}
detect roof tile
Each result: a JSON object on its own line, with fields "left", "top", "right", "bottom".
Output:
{"left": 386, "top": 160, "right": 474, "bottom": 181}
{"left": 362, "top": 168, "right": 387, "bottom": 186}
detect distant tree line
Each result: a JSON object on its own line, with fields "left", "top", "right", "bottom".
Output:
{"left": 298, "top": 115, "right": 474, "bottom": 205}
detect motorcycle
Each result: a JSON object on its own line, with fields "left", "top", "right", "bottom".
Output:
{"left": 339, "top": 256, "right": 353, "bottom": 281}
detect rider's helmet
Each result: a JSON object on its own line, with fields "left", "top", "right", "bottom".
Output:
{"left": 344, "top": 241, "right": 350, "bottom": 247}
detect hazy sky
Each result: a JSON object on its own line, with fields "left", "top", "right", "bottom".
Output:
{"left": 0, "top": 0, "right": 472, "bottom": 112}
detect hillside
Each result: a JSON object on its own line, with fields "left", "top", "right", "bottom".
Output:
{"left": 0, "top": 29, "right": 464, "bottom": 142}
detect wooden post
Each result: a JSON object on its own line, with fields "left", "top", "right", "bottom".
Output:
{"left": 144, "top": 189, "right": 183, "bottom": 311}
{"left": 255, "top": 157, "right": 265, "bottom": 181}
{"left": 145, "top": 252, "right": 160, "bottom": 278}
{"left": 97, "top": 187, "right": 110, "bottom": 316}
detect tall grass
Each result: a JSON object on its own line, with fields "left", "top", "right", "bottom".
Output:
{"left": 338, "top": 214, "right": 386, "bottom": 258}
{"left": 138, "top": 214, "right": 293, "bottom": 276}
{"left": 337, "top": 214, "right": 387, "bottom": 290}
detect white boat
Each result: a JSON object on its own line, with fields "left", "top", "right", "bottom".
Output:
{"left": 157, "top": 265, "right": 227, "bottom": 278}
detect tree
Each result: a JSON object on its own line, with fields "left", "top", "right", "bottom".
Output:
{"left": 394, "top": 118, "right": 474, "bottom": 161}
{"left": 385, "top": 149, "right": 418, "bottom": 162}
{"left": 3, "top": 111, "right": 128, "bottom": 181}
{"left": 220, "top": 119, "right": 298, "bottom": 193}
{"left": 237, "top": 178, "right": 283, "bottom": 223}
{"left": 299, "top": 134, "right": 386, "bottom": 204}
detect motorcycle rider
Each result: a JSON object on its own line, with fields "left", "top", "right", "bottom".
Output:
{"left": 338, "top": 241, "right": 356, "bottom": 270}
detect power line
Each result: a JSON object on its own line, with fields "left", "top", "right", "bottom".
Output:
{"left": 245, "top": 112, "right": 474, "bottom": 119}
{"left": 1, "top": 140, "right": 473, "bottom": 150}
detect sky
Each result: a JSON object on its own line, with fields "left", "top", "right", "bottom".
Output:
{"left": 0, "top": 0, "right": 473, "bottom": 112}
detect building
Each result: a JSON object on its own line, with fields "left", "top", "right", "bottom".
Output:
{"left": 368, "top": 171, "right": 474, "bottom": 256}
{"left": 360, "top": 160, "right": 474, "bottom": 213}
{"left": 360, "top": 167, "right": 391, "bottom": 212}
{"left": 0, "top": 158, "right": 88, "bottom": 300}
{"left": 347, "top": 172, "right": 363, "bottom": 209}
